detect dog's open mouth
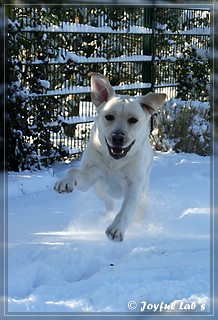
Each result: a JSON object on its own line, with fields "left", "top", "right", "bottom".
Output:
{"left": 105, "top": 139, "right": 135, "bottom": 160}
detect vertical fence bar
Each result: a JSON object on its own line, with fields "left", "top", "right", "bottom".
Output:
{"left": 142, "top": 6, "right": 154, "bottom": 96}
{"left": 142, "top": 7, "right": 156, "bottom": 132}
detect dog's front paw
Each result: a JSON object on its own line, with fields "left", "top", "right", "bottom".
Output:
{"left": 54, "top": 177, "right": 76, "bottom": 194}
{"left": 105, "top": 223, "right": 124, "bottom": 242}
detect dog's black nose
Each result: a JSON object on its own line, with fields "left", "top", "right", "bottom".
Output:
{"left": 112, "top": 132, "right": 125, "bottom": 147}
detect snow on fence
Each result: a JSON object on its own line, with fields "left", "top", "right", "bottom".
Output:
{"left": 7, "top": 7, "right": 211, "bottom": 170}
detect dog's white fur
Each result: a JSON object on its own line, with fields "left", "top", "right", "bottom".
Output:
{"left": 54, "top": 73, "right": 166, "bottom": 241}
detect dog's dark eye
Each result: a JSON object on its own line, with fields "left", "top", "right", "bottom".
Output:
{"left": 105, "top": 115, "right": 115, "bottom": 121}
{"left": 128, "top": 117, "right": 138, "bottom": 124}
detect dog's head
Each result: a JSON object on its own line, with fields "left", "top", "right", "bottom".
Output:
{"left": 90, "top": 73, "right": 167, "bottom": 160}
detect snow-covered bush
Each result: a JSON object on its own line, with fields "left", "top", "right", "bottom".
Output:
{"left": 152, "top": 9, "right": 210, "bottom": 155}
{"left": 175, "top": 43, "right": 210, "bottom": 101}
{"left": 8, "top": 13, "right": 59, "bottom": 171}
{"left": 151, "top": 99, "right": 210, "bottom": 156}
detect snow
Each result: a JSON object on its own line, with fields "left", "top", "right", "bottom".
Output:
{"left": 7, "top": 151, "right": 211, "bottom": 315}
{"left": 8, "top": 18, "right": 20, "bottom": 31}
{"left": 156, "top": 25, "right": 210, "bottom": 35}
{"left": 168, "top": 98, "right": 210, "bottom": 110}
{"left": 179, "top": 27, "right": 210, "bottom": 35}
{"left": 21, "top": 22, "right": 152, "bottom": 35}
{"left": 29, "top": 82, "right": 152, "bottom": 97}
{"left": 33, "top": 115, "right": 96, "bottom": 130}
{"left": 20, "top": 21, "right": 210, "bottom": 36}
{"left": 45, "top": 52, "right": 153, "bottom": 65}
{"left": 38, "top": 79, "right": 50, "bottom": 89}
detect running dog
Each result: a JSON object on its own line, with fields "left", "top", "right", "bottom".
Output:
{"left": 54, "top": 73, "right": 166, "bottom": 241}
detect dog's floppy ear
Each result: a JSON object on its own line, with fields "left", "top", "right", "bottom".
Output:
{"left": 138, "top": 92, "right": 167, "bottom": 115}
{"left": 89, "top": 72, "right": 115, "bottom": 107}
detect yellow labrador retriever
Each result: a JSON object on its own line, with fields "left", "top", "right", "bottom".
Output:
{"left": 54, "top": 73, "right": 166, "bottom": 241}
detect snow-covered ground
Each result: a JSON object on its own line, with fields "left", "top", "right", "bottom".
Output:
{"left": 7, "top": 151, "right": 211, "bottom": 315}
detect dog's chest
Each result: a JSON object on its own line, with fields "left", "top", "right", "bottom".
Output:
{"left": 101, "top": 166, "right": 126, "bottom": 199}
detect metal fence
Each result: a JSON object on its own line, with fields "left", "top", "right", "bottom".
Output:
{"left": 7, "top": 6, "right": 211, "bottom": 164}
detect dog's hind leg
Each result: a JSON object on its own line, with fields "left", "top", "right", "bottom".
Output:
{"left": 95, "top": 183, "right": 114, "bottom": 212}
